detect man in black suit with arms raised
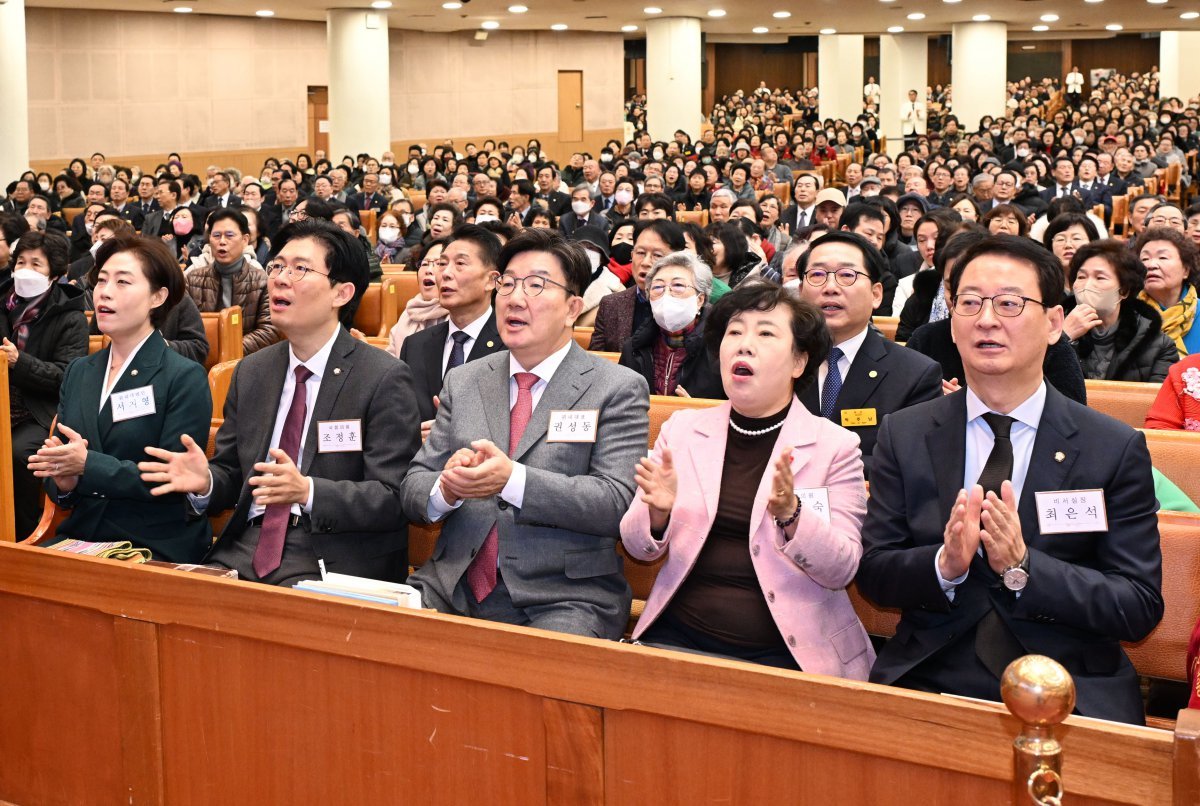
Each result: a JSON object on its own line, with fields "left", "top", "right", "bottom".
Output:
{"left": 400, "top": 224, "right": 505, "bottom": 439}
{"left": 856, "top": 235, "right": 1163, "bottom": 725}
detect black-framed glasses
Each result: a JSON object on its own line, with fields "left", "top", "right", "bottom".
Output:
{"left": 495, "top": 274, "right": 571, "bottom": 297}
{"left": 951, "top": 293, "right": 1046, "bottom": 317}
{"left": 803, "top": 269, "right": 871, "bottom": 288}
{"left": 265, "top": 262, "right": 331, "bottom": 282}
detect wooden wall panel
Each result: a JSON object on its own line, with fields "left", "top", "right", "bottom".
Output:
{"left": 1070, "top": 35, "right": 1161, "bottom": 89}
{"left": 713, "top": 44, "right": 808, "bottom": 101}
{"left": 158, "top": 625, "right": 547, "bottom": 805}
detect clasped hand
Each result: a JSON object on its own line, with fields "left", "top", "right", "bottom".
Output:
{"left": 439, "top": 440, "right": 513, "bottom": 504}
{"left": 939, "top": 481, "right": 1026, "bottom": 579}
{"left": 28, "top": 423, "right": 89, "bottom": 492}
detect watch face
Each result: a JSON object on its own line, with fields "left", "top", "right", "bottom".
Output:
{"left": 1003, "top": 567, "right": 1029, "bottom": 592}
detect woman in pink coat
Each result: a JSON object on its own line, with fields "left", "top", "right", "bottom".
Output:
{"left": 621, "top": 281, "right": 875, "bottom": 678}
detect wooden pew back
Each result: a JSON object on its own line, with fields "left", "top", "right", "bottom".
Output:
{"left": 1142, "top": 429, "right": 1200, "bottom": 506}
{"left": 352, "top": 283, "right": 398, "bottom": 339}
{"left": 198, "top": 305, "right": 244, "bottom": 370}
{"left": 208, "top": 359, "right": 239, "bottom": 421}
{"left": 1087, "top": 379, "right": 1157, "bottom": 429}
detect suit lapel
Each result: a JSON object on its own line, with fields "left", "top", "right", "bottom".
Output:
{"left": 250, "top": 345, "right": 291, "bottom": 468}
{"left": 100, "top": 333, "right": 168, "bottom": 440}
{"left": 837, "top": 329, "right": 888, "bottom": 409}
{"left": 479, "top": 352, "right": 513, "bottom": 451}
{"left": 925, "top": 392, "right": 968, "bottom": 524}
{"left": 301, "top": 328, "right": 355, "bottom": 474}
{"left": 513, "top": 344, "right": 593, "bottom": 461}
{"left": 687, "top": 403, "right": 729, "bottom": 523}
{"left": 75, "top": 351, "right": 107, "bottom": 452}
{"left": 425, "top": 321, "right": 450, "bottom": 396}
{"left": 1018, "top": 386, "right": 1080, "bottom": 545}
{"left": 466, "top": 313, "right": 501, "bottom": 360}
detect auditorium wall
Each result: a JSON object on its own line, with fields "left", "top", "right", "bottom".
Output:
{"left": 24, "top": 9, "right": 624, "bottom": 174}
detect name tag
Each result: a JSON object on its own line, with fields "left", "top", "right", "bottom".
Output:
{"left": 547, "top": 410, "right": 598, "bottom": 443}
{"left": 794, "top": 487, "right": 830, "bottom": 525}
{"left": 840, "top": 408, "right": 877, "bottom": 428}
{"left": 111, "top": 386, "right": 156, "bottom": 422}
{"left": 1035, "top": 489, "right": 1108, "bottom": 534}
{"left": 318, "top": 419, "right": 363, "bottom": 452}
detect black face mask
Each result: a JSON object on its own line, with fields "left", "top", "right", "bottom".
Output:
{"left": 611, "top": 242, "right": 633, "bottom": 265}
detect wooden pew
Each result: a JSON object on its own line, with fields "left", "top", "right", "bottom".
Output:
{"left": 1112, "top": 194, "right": 1129, "bottom": 237}
{"left": 88, "top": 334, "right": 109, "bottom": 354}
{"left": 359, "top": 208, "right": 378, "bottom": 244}
{"left": 872, "top": 316, "right": 899, "bottom": 342}
{"left": 676, "top": 209, "right": 709, "bottom": 227}
{"left": 199, "top": 305, "right": 245, "bottom": 370}
{"left": 1142, "top": 429, "right": 1200, "bottom": 506}
{"left": 1086, "top": 379, "right": 1158, "bottom": 429}
{"left": 593, "top": 350, "right": 620, "bottom": 364}
{"left": 351, "top": 282, "right": 399, "bottom": 339}
{"left": 383, "top": 270, "right": 421, "bottom": 310}
{"left": 572, "top": 326, "right": 593, "bottom": 350}
{"left": 208, "top": 359, "right": 238, "bottom": 421}
{"left": 0, "top": 540, "right": 1192, "bottom": 804}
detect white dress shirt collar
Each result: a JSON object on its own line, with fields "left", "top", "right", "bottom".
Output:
{"left": 965, "top": 381, "right": 1047, "bottom": 432}
{"left": 509, "top": 337, "right": 573, "bottom": 384}
{"left": 448, "top": 307, "right": 492, "bottom": 340}
{"left": 100, "top": 329, "right": 157, "bottom": 411}
{"left": 288, "top": 323, "right": 341, "bottom": 382}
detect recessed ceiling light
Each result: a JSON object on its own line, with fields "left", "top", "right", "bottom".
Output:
{"left": 644, "top": 6, "right": 663, "bottom": 13}
{"left": 708, "top": 9, "right": 727, "bottom": 17}
{"left": 255, "top": 9, "right": 275, "bottom": 16}
{"left": 1147, "top": 0, "right": 1168, "bottom": 4}
{"left": 551, "top": 23, "right": 568, "bottom": 30}
{"left": 1182, "top": 10, "right": 1200, "bottom": 18}
{"left": 1032, "top": 24, "right": 1049, "bottom": 30}
{"left": 481, "top": 20, "right": 500, "bottom": 29}
{"left": 1105, "top": 22, "right": 1123, "bottom": 29}
{"left": 508, "top": 4, "right": 528, "bottom": 12}
{"left": 442, "top": 2, "right": 462, "bottom": 8}
{"left": 773, "top": 10, "right": 791, "bottom": 18}
{"left": 972, "top": 14, "right": 991, "bottom": 20}
{"left": 173, "top": 6, "right": 193, "bottom": 12}
{"left": 943, "top": 0, "right": 962, "bottom": 4}
{"left": 370, "top": 0, "right": 392, "bottom": 8}
{"left": 1022, "top": 45, "right": 1036, "bottom": 50}
{"left": 621, "top": 24, "right": 639, "bottom": 31}
{"left": 752, "top": 26, "right": 770, "bottom": 33}
{"left": 1085, "top": 0, "right": 1103, "bottom": 3}
{"left": 907, "top": 12, "right": 926, "bottom": 19}
{"left": 1040, "top": 13, "right": 1059, "bottom": 22}
{"left": 887, "top": 25, "right": 904, "bottom": 32}
{"left": 820, "top": 27, "right": 837, "bottom": 34}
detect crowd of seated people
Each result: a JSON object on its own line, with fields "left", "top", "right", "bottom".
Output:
{"left": 1, "top": 65, "right": 1200, "bottom": 724}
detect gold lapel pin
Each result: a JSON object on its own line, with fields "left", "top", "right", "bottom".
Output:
{"left": 1054, "top": 451, "right": 1065, "bottom": 463}
{"left": 868, "top": 370, "right": 878, "bottom": 378}
{"left": 487, "top": 340, "right": 495, "bottom": 348}
{"left": 131, "top": 369, "right": 138, "bottom": 377}
{"left": 333, "top": 367, "right": 342, "bottom": 375}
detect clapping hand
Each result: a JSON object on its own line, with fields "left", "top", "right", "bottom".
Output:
{"left": 766, "top": 449, "right": 797, "bottom": 522}
{"left": 28, "top": 423, "right": 89, "bottom": 492}
{"left": 140, "top": 434, "right": 213, "bottom": 496}
{"left": 939, "top": 486, "right": 983, "bottom": 580}
{"left": 634, "top": 448, "right": 677, "bottom": 531}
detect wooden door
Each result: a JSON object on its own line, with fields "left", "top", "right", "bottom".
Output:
{"left": 557, "top": 70, "right": 583, "bottom": 143}
{"left": 307, "top": 86, "right": 329, "bottom": 158}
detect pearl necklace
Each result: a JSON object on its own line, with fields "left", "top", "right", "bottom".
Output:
{"left": 729, "top": 418, "right": 785, "bottom": 437}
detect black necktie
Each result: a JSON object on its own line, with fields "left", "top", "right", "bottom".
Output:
{"left": 445, "top": 330, "right": 470, "bottom": 376}
{"left": 974, "top": 412, "right": 1024, "bottom": 679}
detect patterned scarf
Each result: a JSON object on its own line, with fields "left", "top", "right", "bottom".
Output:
{"left": 5, "top": 288, "right": 50, "bottom": 350}
{"left": 1140, "top": 285, "right": 1198, "bottom": 359}
{"left": 929, "top": 280, "right": 949, "bottom": 324}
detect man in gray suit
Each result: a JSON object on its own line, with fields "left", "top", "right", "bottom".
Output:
{"left": 141, "top": 219, "right": 420, "bottom": 584}
{"left": 402, "top": 228, "right": 649, "bottom": 638}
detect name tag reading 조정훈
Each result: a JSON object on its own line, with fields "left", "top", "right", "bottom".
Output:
{"left": 318, "top": 419, "right": 363, "bottom": 452}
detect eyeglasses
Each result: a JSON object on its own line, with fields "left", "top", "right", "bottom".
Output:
{"left": 803, "top": 269, "right": 871, "bottom": 288}
{"left": 951, "top": 293, "right": 1046, "bottom": 318}
{"left": 265, "top": 262, "right": 331, "bottom": 282}
{"left": 495, "top": 274, "right": 572, "bottom": 297}
{"left": 648, "top": 281, "right": 699, "bottom": 299}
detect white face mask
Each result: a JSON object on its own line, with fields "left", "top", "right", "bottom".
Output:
{"left": 39, "top": 181, "right": 51, "bottom": 192}
{"left": 571, "top": 200, "right": 592, "bottom": 216}
{"left": 401, "top": 213, "right": 414, "bottom": 226}
{"left": 90, "top": 240, "right": 105, "bottom": 257}
{"left": 378, "top": 226, "right": 401, "bottom": 245}
{"left": 13, "top": 268, "right": 51, "bottom": 299}
{"left": 585, "top": 249, "right": 602, "bottom": 271}
{"left": 614, "top": 189, "right": 633, "bottom": 205}
{"left": 1074, "top": 285, "right": 1122, "bottom": 319}
{"left": 379, "top": 174, "right": 393, "bottom": 186}
{"left": 84, "top": 221, "right": 95, "bottom": 235}
{"left": 782, "top": 278, "right": 802, "bottom": 296}
{"left": 650, "top": 293, "right": 699, "bottom": 333}
{"left": 474, "top": 213, "right": 499, "bottom": 224}
{"left": 408, "top": 165, "right": 419, "bottom": 175}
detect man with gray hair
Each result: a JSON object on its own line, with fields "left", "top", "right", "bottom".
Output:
{"left": 559, "top": 183, "right": 610, "bottom": 237}
{"left": 970, "top": 173, "right": 995, "bottom": 205}
{"left": 709, "top": 188, "right": 737, "bottom": 224}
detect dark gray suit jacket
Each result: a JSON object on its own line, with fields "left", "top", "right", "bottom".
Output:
{"left": 205, "top": 327, "right": 421, "bottom": 578}
{"left": 402, "top": 342, "right": 649, "bottom": 638}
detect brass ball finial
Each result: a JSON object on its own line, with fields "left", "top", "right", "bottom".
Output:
{"left": 1001, "top": 655, "right": 1076, "bottom": 727}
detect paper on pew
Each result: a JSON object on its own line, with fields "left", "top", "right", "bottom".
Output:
{"left": 295, "top": 573, "right": 423, "bottom": 609}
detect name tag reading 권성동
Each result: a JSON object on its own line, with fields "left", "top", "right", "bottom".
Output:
{"left": 111, "top": 386, "right": 156, "bottom": 422}
{"left": 318, "top": 419, "right": 363, "bottom": 452}
{"left": 1034, "top": 489, "right": 1108, "bottom": 534}
{"left": 547, "top": 410, "right": 598, "bottom": 443}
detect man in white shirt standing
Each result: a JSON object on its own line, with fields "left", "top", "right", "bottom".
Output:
{"left": 1065, "top": 66, "right": 1085, "bottom": 109}
{"left": 901, "top": 89, "right": 926, "bottom": 151}
{"left": 864, "top": 76, "right": 882, "bottom": 110}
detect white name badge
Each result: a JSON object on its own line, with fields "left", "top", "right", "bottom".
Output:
{"left": 318, "top": 419, "right": 363, "bottom": 452}
{"left": 547, "top": 410, "right": 598, "bottom": 443}
{"left": 110, "top": 386, "right": 156, "bottom": 422}
{"left": 1035, "top": 489, "right": 1108, "bottom": 534}
{"left": 794, "top": 487, "right": 831, "bottom": 525}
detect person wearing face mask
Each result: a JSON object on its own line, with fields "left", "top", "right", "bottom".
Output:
{"left": 619, "top": 251, "right": 725, "bottom": 400}
{"left": 606, "top": 220, "right": 636, "bottom": 285}
{"left": 1062, "top": 240, "right": 1178, "bottom": 382}
{"left": 1, "top": 231, "right": 88, "bottom": 539}
{"left": 374, "top": 211, "right": 409, "bottom": 265}
{"left": 570, "top": 226, "right": 621, "bottom": 328}
{"left": 558, "top": 184, "right": 610, "bottom": 238}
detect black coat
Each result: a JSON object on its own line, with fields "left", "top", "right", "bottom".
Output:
{"left": 619, "top": 312, "right": 726, "bottom": 400}
{"left": 1067, "top": 296, "right": 1178, "bottom": 383}
{"left": 896, "top": 268, "right": 943, "bottom": 343}
{"left": 906, "top": 318, "right": 1087, "bottom": 404}
{"left": 0, "top": 280, "right": 89, "bottom": 430}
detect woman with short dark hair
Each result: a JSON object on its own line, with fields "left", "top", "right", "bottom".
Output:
{"left": 2, "top": 231, "right": 88, "bottom": 538}
{"left": 621, "top": 282, "right": 873, "bottom": 676}
{"left": 30, "top": 235, "right": 212, "bottom": 561}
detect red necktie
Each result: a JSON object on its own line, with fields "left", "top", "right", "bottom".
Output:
{"left": 253, "top": 365, "right": 314, "bottom": 578}
{"left": 466, "top": 372, "right": 539, "bottom": 602}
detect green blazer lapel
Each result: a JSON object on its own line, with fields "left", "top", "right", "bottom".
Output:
{"left": 100, "top": 333, "right": 168, "bottom": 440}
{"left": 72, "top": 351, "right": 107, "bottom": 453}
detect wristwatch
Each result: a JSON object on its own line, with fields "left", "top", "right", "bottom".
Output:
{"left": 1002, "top": 552, "right": 1030, "bottom": 592}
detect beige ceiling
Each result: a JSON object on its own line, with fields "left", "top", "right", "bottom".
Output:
{"left": 25, "top": 0, "right": 1200, "bottom": 36}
